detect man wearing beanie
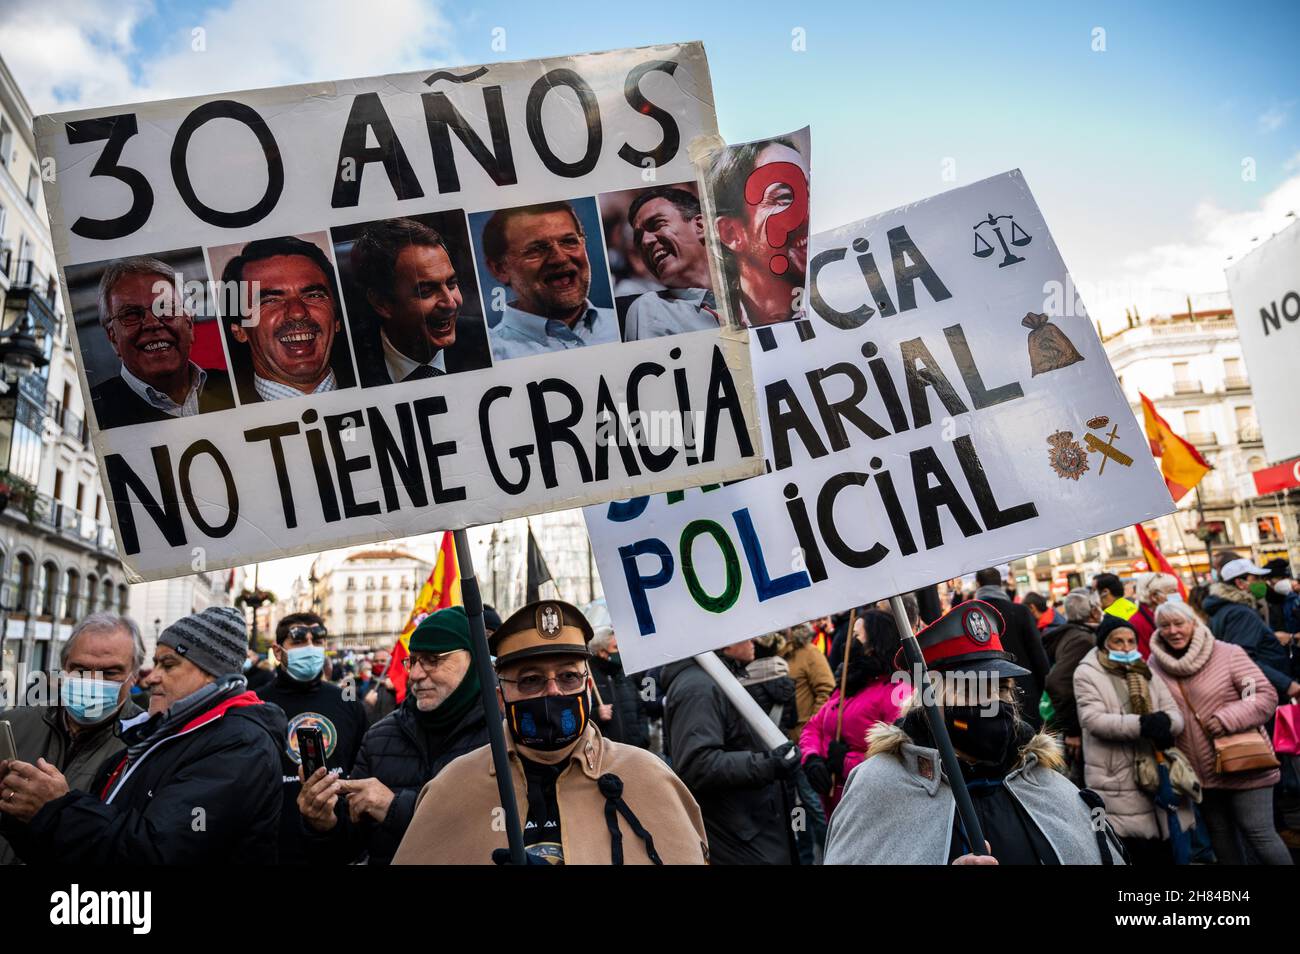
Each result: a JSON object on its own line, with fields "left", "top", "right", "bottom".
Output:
{"left": 256, "top": 612, "right": 369, "bottom": 865}
{"left": 0, "top": 606, "right": 287, "bottom": 864}
{"left": 392, "top": 600, "right": 708, "bottom": 865}
{"left": 297, "top": 606, "right": 490, "bottom": 864}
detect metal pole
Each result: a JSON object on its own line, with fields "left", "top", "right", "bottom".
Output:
{"left": 888, "top": 595, "right": 987, "bottom": 857}
{"left": 452, "top": 527, "right": 526, "bottom": 865}
{"left": 692, "top": 650, "right": 787, "bottom": 749}
{"left": 1195, "top": 486, "right": 1214, "bottom": 574}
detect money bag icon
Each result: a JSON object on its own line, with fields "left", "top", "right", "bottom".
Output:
{"left": 1022, "top": 312, "right": 1084, "bottom": 376}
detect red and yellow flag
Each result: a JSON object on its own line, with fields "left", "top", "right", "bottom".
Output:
{"left": 1139, "top": 392, "right": 1210, "bottom": 502}
{"left": 389, "top": 532, "right": 461, "bottom": 702}
{"left": 1134, "top": 523, "right": 1188, "bottom": 599}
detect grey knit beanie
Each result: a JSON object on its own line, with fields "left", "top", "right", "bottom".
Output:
{"left": 158, "top": 606, "right": 248, "bottom": 677}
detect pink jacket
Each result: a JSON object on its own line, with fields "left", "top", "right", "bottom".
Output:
{"left": 1148, "top": 628, "right": 1280, "bottom": 791}
{"left": 800, "top": 678, "right": 911, "bottom": 812}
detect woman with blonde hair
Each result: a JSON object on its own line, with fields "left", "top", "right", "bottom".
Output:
{"left": 1148, "top": 600, "right": 1290, "bottom": 865}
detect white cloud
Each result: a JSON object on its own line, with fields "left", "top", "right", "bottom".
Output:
{"left": 1284, "top": 151, "right": 1300, "bottom": 173}
{"left": 1258, "top": 102, "right": 1291, "bottom": 134}
{"left": 1086, "top": 173, "right": 1300, "bottom": 332}
{"left": 1, "top": 0, "right": 460, "bottom": 116}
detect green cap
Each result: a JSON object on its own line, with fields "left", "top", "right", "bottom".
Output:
{"left": 409, "top": 606, "right": 471, "bottom": 655}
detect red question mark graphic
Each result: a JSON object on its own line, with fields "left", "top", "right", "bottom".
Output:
{"left": 742, "top": 161, "right": 809, "bottom": 276}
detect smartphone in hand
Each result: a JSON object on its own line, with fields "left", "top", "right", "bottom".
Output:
{"left": 295, "top": 725, "right": 326, "bottom": 779}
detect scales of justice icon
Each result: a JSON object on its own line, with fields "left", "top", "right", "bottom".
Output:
{"left": 972, "top": 212, "right": 1032, "bottom": 267}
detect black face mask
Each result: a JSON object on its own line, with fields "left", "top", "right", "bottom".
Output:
{"left": 945, "top": 704, "right": 1016, "bottom": 766}
{"left": 505, "top": 689, "right": 590, "bottom": 751}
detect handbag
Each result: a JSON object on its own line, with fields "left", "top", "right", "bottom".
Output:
{"left": 1274, "top": 702, "right": 1300, "bottom": 756}
{"left": 1171, "top": 677, "right": 1279, "bottom": 775}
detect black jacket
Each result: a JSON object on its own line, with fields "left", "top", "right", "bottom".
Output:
{"left": 255, "top": 669, "right": 370, "bottom": 864}
{"left": 308, "top": 694, "right": 489, "bottom": 865}
{"left": 2, "top": 689, "right": 285, "bottom": 864}
{"left": 352, "top": 314, "right": 492, "bottom": 387}
{"left": 589, "top": 655, "right": 650, "bottom": 748}
{"left": 1043, "top": 622, "right": 1096, "bottom": 736}
{"left": 661, "top": 656, "right": 796, "bottom": 865}
{"left": 973, "top": 594, "right": 1050, "bottom": 727}
{"left": 89, "top": 369, "right": 235, "bottom": 430}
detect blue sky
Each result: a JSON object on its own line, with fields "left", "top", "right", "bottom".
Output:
{"left": 5, "top": 0, "right": 1299, "bottom": 329}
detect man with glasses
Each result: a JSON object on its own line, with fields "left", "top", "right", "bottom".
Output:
{"left": 89, "top": 256, "right": 235, "bottom": 429}
{"left": 256, "top": 612, "right": 368, "bottom": 865}
{"left": 482, "top": 201, "right": 619, "bottom": 362}
{"left": 297, "top": 606, "right": 489, "bottom": 864}
{"left": 393, "top": 600, "right": 708, "bottom": 865}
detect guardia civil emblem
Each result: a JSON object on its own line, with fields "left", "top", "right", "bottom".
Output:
{"left": 536, "top": 603, "right": 562, "bottom": 639}
{"left": 1047, "top": 429, "right": 1089, "bottom": 480}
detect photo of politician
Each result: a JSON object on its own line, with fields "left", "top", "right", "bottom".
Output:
{"left": 600, "top": 182, "right": 719, "bottom": 341}
{"left": 470, "top": 198, "right": 618, "bottom": 362}
{"left": 65, "top": 248, "right": 235, "bottom": 431}
{"left": 210, "top": 233, "right": 357, "bottom": 404}
{"left": 331, "top": 212, "right": 491, "bottom": 386}
{"left": 706, "top": 129, "right": 810, "bottom": 327}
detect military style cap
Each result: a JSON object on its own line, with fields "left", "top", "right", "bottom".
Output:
{"left": 489, "top": 599, "right": 593, "bottom": 668}
{"left": 911, "top": 600, "right": 1030, "bottom": 678}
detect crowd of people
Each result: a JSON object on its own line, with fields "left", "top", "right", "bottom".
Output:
{"left": 0, "top": 551, "right": 1296, "bottom": 865}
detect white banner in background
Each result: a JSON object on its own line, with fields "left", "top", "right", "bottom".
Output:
{"left": 586, "top": 170, "right": 1174, "bottom": 674}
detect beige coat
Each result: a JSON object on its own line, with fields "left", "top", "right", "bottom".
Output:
{"left": 392, "top": 722, "right": 709, "bottom": 865}
{"left": 783, "top": 643, "right": 836, "bottom": 742}
{"left": 1074, "top": 649, "right": 1192, "bottom": 840}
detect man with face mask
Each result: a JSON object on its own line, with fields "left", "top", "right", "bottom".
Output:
{"left": 297, "top": 606, "right": 490, "bottom": 864}
{"left": 392, "top": 600, "right": 708, "bottom": 865}
{"left": 0, "top": 614, "right": 144, "bottom": 865}
{"left": 1202, "top": 559, "right": 1298, "bottom": 701}
{"left": 255, "top": 613, "right": 368, "bottom": 865}
{"left": 825, "top": 601, "right": 1127, "bottom": 864}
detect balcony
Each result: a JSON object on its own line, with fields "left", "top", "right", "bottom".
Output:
{"left": 1172, "top": 381, "right": 1203, "bottom": 395}
{"left": 31, "top": 494, "right": 118, "bottom": 556}
{"left": 4, "top": 259, "right": 59, "bottom": 330}
{"left": 1224, "top": 375, "right": 1250, "bottom": 391}
{"left": 1185, "top": 431, "right": 1218, "bottom": 447}
{"left": 44, "top": 399, "right": 90, "bottom": 448}
{"left": 1237, "top": 426, "right": 1263, "bottom": 445}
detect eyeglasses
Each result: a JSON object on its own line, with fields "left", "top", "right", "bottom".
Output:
{"left": 285, "top": 624, "right": 327, "bottom": 645}
{"left": 514, "top": 234, "right": 584, "bottom": 264}
{"left": 497, "top": 668, "right": 588, "bottom": 696}
{"left": 403, "top": 649, "right": 467, "bottom": 674}
{"left": 110, "top": 306, "right": 184, "bottom": 330}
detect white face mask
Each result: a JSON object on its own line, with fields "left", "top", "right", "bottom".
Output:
{"left": 1276, "top": 580, "right": 1295, "bottom": 597}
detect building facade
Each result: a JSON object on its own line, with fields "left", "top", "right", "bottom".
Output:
{"left": 0, "top": 55, "right": 127, "bottom": 698}
{"left": 303, "top": 547, "right": 433, "bottom": 649}
{"left": 473, "top": 510, "right": 602, "bottom": 617}
{"left": 1012, "top": 299, "right": 1296, "bottom": 596}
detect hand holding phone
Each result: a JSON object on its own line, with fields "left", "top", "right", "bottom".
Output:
{"left": 295, "top": 725, "right": 326, "bottom": 779}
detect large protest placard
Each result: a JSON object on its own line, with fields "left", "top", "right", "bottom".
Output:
{"left": 35, "top": 42, "right": 762, "bottom": 582}
{"left": 1225, "top": 220, "right": 1300, "bottom": 464}
{"left": 586, "top": 170, "right": 1175, "bottom": 674}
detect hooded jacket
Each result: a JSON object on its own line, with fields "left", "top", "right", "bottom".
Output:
{"left": 661, "top": 655, "right": 796, "bottom": 865}
{"left": 306, "top": 693, "right": 489, "bottom": 865}
{"left": 1073, "top": 648, "right": 1193, "bottom": 840}
{"left": 391, "top": 721, "right": 708, "bottom": 864}
{"left": 1147, "top": 625, "right": 1280, "bottom": 791}
{"left": 0, "top": 698, "right": 144, "bottom": 865}
{"left": 1201, "top": 583, "right": 1293, "bottom": 697}
{"left": 824, "top": 720, "right": 1125, "bottom": 865}
{"left": 1, "top": 681, "right": 285, "bottom": 864}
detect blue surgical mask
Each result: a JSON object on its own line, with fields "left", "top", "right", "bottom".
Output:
{"left": 60, "top": 676, "right": 124, "bottom": 724}
{"left": 1164, "top": 594, "right": 1183, "bottom": 604}
{"left": 286, "top": 646, "right": 325, "bottom": 681}
{"left": 1108, "top": 649, "right": 1141, "bottom": 664}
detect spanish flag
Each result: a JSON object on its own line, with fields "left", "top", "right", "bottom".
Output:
{"left": 390, "top": 532, "right": 461, "bottom": 702}
{"left": 1134, "top": 523, "right": 1188, "bottom": 599}
{"left": 1139, "top": 392, "right": 1210, "bottom": 502}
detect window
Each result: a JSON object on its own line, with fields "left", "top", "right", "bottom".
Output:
{"left": 346, "top": 576, "right": 356, "bottom": 590}
{"left": 102, "top": 579, "right": 114, "bottom": 612}
{"left": 381, "top": 575, "right": 389, "bottom": 590}
{"left": 39, "top": 561, "right": 58, "bottom": 617}
{"left": 25, "top": 166, "right": 39, "bottom": 207}
{"left": 1258, "top": 516, "right": 1284, "bottom": 543}
{"left": 12, "top": 554, "right": 34, "bottom": 615}
{"left": 64, "top": 569, "right": 80, "bottom": 621}
{"left": 0, "top": 117, "right": 11, "bottom": 167}
{"left": 85, "top": 573, "right": 98, "bottom": 613}
{"left": 117, "top": 585, "right": 128, "bottom": 613}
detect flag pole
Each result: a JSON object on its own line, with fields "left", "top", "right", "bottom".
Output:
{"left": 888, "top": 595, "right": 987, "bottom": 857}
{"left": 452, "top": 528, "right": 526, "bottom": 865}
